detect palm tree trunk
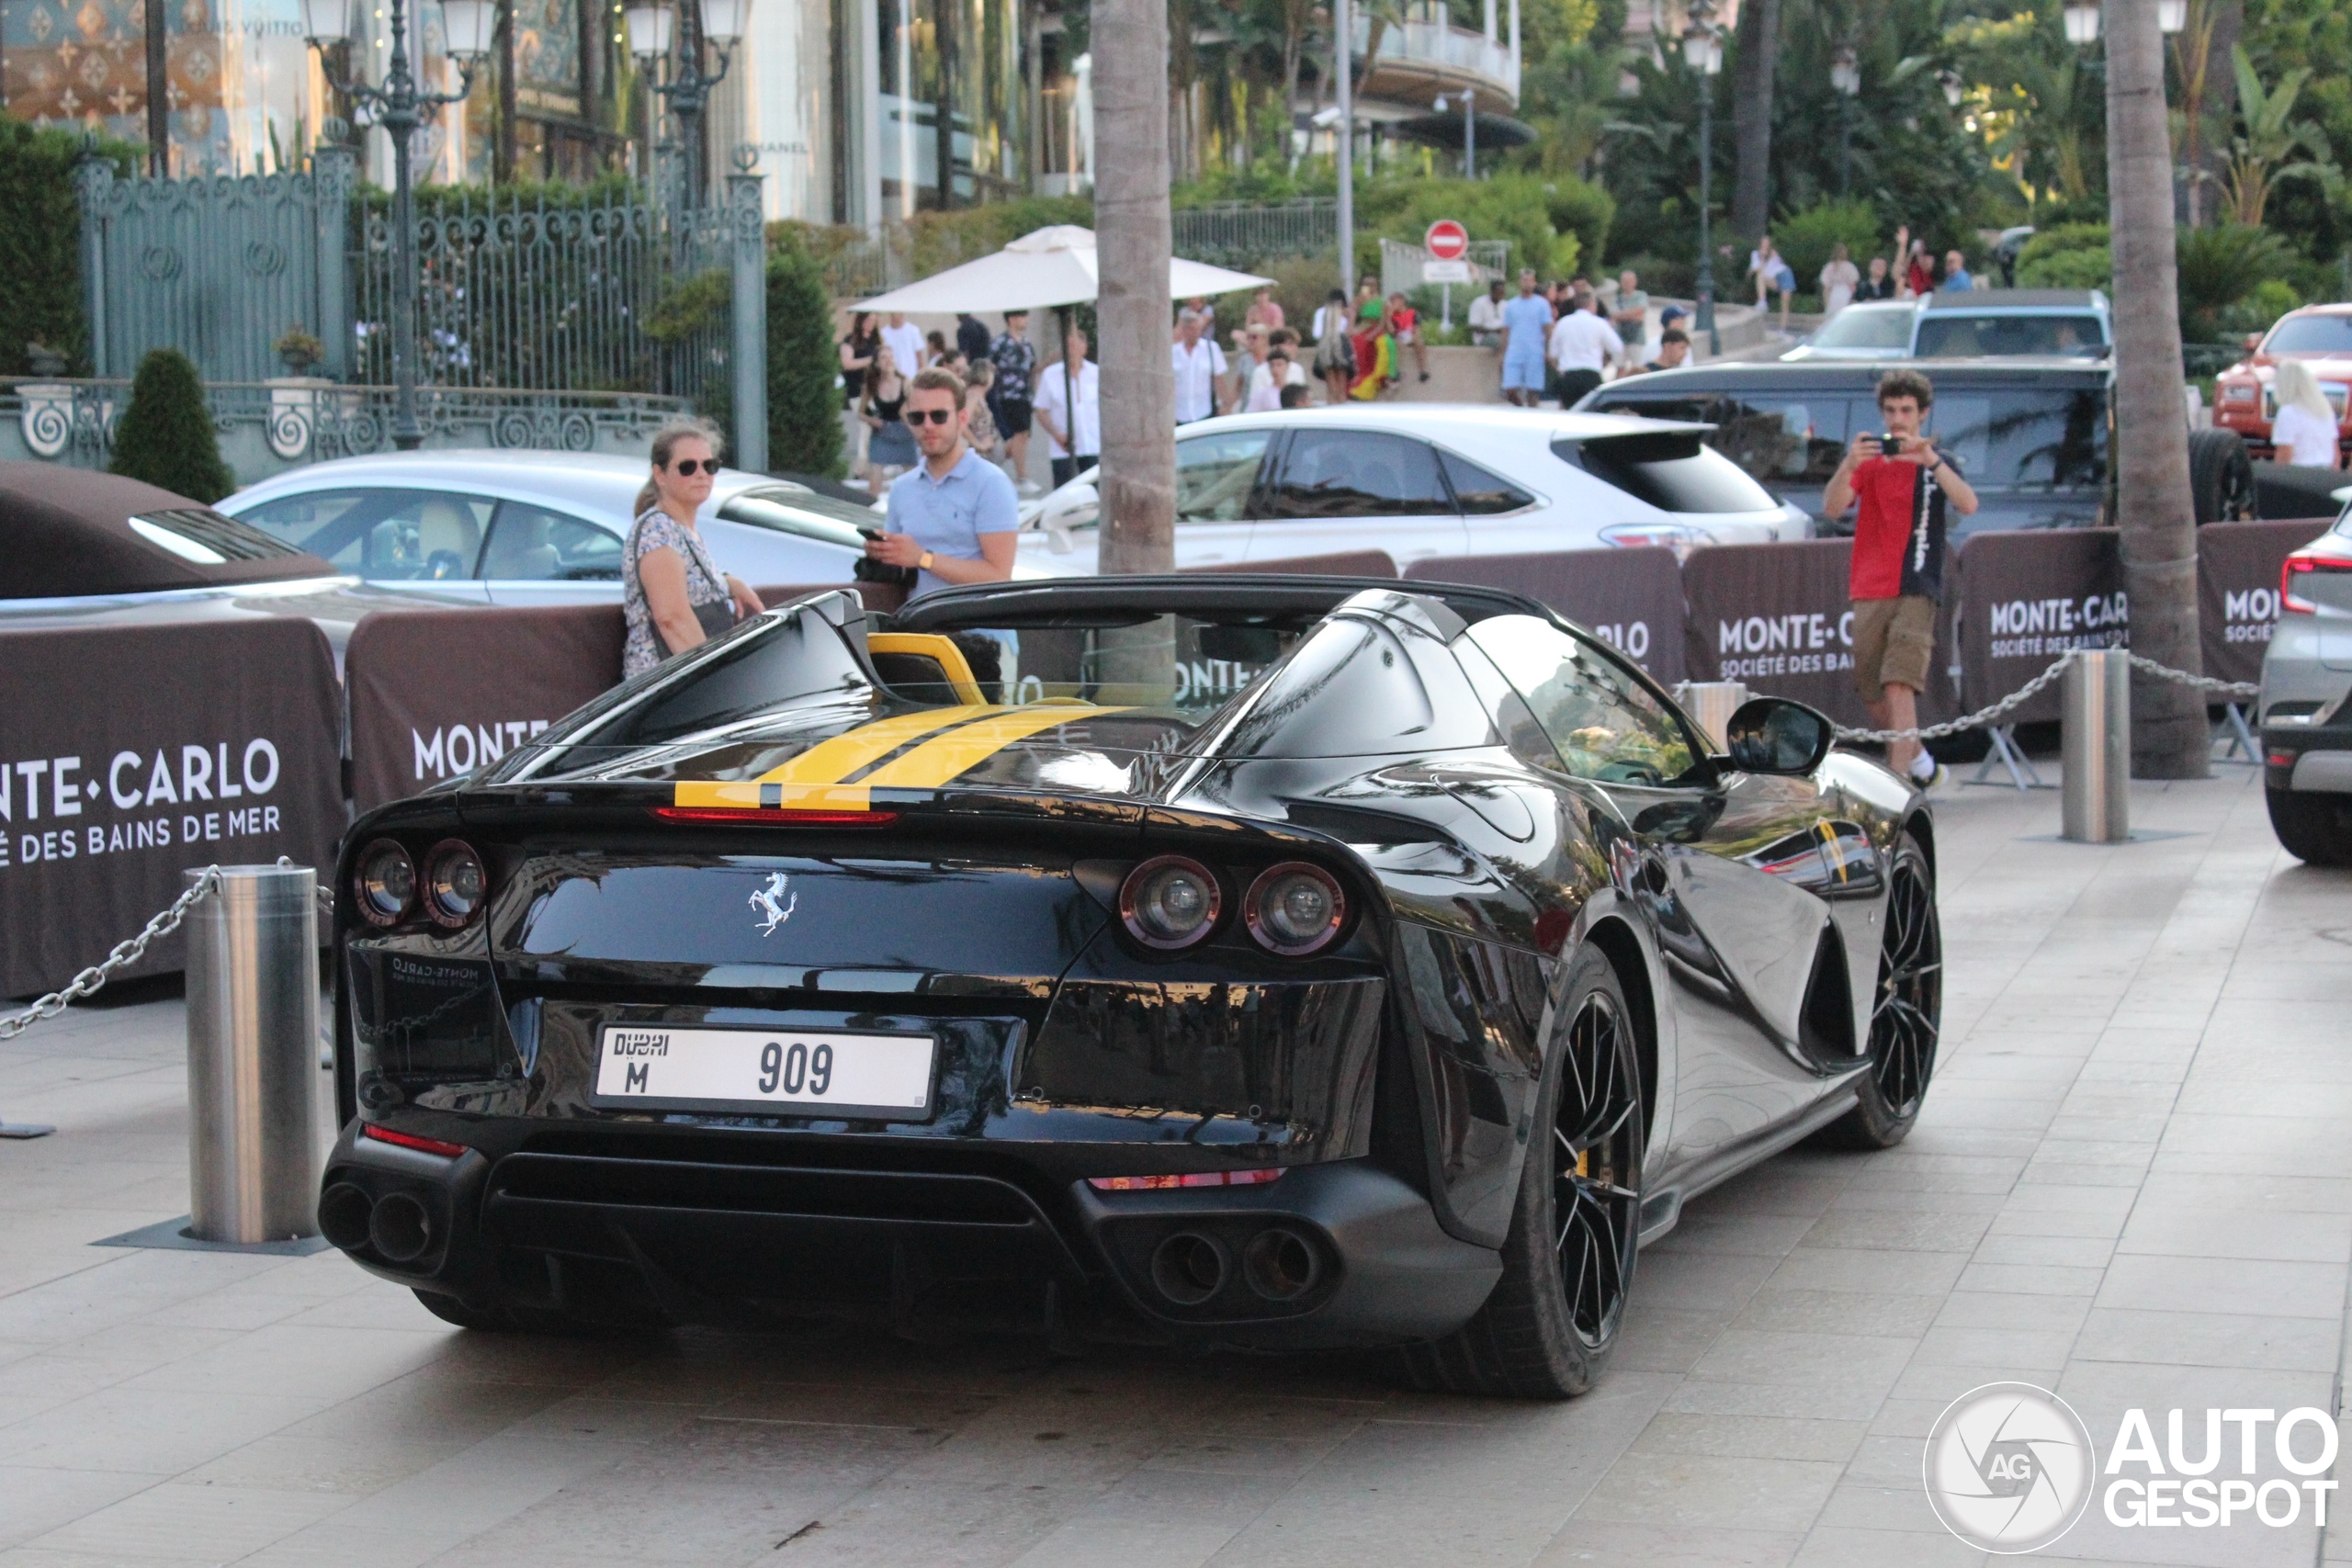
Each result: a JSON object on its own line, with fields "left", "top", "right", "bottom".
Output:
{"left": 1730, "top": 0, "right": 1781, "bottom": 245}
{"left": 1092, "top": 0, "right": 1176, "bottom": 579}
{"left": 2105, "top": 0, "right": 2208, "bottom": 779}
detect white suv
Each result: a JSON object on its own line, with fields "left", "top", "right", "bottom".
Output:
{"left": 1019, "top": 405, "right": 1812, "bottom": 574}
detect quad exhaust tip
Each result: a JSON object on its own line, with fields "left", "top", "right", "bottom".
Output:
{"left": 317, "top": 1182, "right": 375, "bottom": 1252}
{"left": 1149, "top": 1232, "right": 1228, "bottom": 1305}
{"left": 368, "top": 1191, "right": 435, "bottom": 1263}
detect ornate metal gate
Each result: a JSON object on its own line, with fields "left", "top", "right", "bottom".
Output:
{"left": 73, "top": 146, "right": 769, "bottom": 469}
{"left": 76, "top": 149, "right": 356, "bottom": 385}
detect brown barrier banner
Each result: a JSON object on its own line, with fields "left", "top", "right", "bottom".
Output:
{"left": 1404, "top": 547, "right": 1687, "bottom": 684}
{"left": 0, "top": 617, "right": 341, "bottom": 996}
{"left": 1951, "top": 529, "right": 2127, "bottom": 726}
{"left": 2198, "top": 518, "right": 2333, "bottom": 688}
{"left": 1684, "top": 539, "right": 1887, "bottom": 728}
{"left": 1190, "top": 550, "right": 1398, "bottom": 578}
{"left": 346, "top": 605, "right": 623, "bottom": 817}
{"left": 756, "top": 582, "right": 902, "bottom": 614}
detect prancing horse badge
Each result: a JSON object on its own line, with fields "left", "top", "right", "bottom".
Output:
{"left": 749, "top": 873, "right": 797, "bottom": 936}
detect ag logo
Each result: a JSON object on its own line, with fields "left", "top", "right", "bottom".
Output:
{"left": 748, "top": 872, "right": 797, "bottom": 936}
{"left": 1923, "top": 1382, "right": 2096, "bottom": 1553}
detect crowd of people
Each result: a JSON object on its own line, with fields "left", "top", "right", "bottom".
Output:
{"left": 1749, "top": 222, "right": 1984, "bottom": 330}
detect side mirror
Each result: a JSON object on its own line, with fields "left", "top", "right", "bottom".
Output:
{"left": 1723, "top": 697, "right": 1834, "bottom": 776}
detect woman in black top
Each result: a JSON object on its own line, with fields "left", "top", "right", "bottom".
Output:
{"left": 1854, "top": 254, "right": 1900, "bottom": 302}
{"left": 840, "top": 312, "right": 878, "bottom": 469}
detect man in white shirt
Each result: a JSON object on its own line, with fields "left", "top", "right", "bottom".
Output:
{"left": 1034, "top": 329, "right": 1102, "bottom": 489}
{"left": 879, "top": 312, "right": 925, "bottom": 378}
{"left": 1467, "top": 281, "right": 1507, "bottom": 347}
{"left": 1548, "top": 290, "right": 1623, "bottom": 408}
{"left": 1171, "top": 309, "right": 1228, "bottom": 424}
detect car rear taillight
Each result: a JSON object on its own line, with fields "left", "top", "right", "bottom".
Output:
{"left": 1087, "top": 1168, "right": 1284, "bottom": 1191}
{"left": 1244, "top": 863, "right": 1347, "bottom": 956}
{"left": 361, "top": 1122, "right": 469, "bottom": 1157}
{"left": 353, "top": 839, "right": 415, "bottom": 927}
{"left": 1119, "top": 856, "right": 1222, "bottom": 950}
{"left": 2282, "top": 548, "right": 2352, "bottom": 615}
{"left": 421, "top": 840, "right": 487, "bottom": 928}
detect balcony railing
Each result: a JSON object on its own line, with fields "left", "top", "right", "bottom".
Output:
{"left": 1351, "top": 13, "right": 1521, "bottom": 105}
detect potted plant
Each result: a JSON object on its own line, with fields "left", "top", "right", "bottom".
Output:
{"left": 275, "top": 326, "right": 327, "bottom": 377}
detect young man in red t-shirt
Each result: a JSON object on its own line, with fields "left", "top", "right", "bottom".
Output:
{"left": 1823, "top": 368, "right": 1979, "bottom": 784}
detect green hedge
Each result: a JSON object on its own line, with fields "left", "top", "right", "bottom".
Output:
{"left": 109, "top": 349, "right": 232, "bottom": 502}
{"left": 0, "top": 123, "right": 140, "bottom": 377}
{"left": 766, "top": 232, "right": 844, "bottom": 478}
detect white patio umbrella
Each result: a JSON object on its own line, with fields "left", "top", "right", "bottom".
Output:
{"left": 855, "top": 225, "right": 1273, "bottom": 313}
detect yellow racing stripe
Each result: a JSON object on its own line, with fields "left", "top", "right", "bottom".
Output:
{"left": 858, "top": 705, "right": 1131, "bottom": 790}
{"left": 671, "top": 706, "right": 995, "bottom": 811}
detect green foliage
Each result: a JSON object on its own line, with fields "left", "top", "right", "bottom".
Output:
{"left": 2016, "top": 223, "right": 2113, "bottom": 288}
{"left": 0, "top": 123, "right": 139, "bottom": 377}
{"left": 642, "top": 270, "right": 731, "bottom": 344}
{"left": 2177, "top": 223, "right": 2298, "bottom": 340}
{"left": 107, "top": 350, "right": 232, "bottom": 503}
{"left": 765, "top": 234, "right": 845, "bottom": 479}
{"left": 1770, "top": 199, "right": 1883, "bottom": 298}
{"left": 2220, "top": 277, "right": 2305, "bottom": 338}
{"left": 1351, "top": 174, "right": 1587, "bottom": 281}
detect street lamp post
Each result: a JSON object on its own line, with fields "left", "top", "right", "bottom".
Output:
{"left": 1434, "top": 91, "right": 1476, "bottom": 178}
{"left": 624, "top": 0, "right": 751, "bottom": 209}
{"left": 1684, "top": 1, "right": 1723, "bottom": 357}
{"left": 1831, "top": 45, "right": 1860, "bottom": 197}
{"left": 300, "top": 0, "right": 497, "bottom": 452}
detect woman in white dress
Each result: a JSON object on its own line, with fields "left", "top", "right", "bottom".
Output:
{"left": 1819, "top": 243, "right": 1860, "bottom": 320}
{"left": 2270, "top": 360, "right": 2342, "bottom": 468}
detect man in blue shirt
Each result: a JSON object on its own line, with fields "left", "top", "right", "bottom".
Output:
{"left": 1939, "top": 250, "right": 1974, "bottom": 292}
{"left": 866, "top": 367, "right": 1019, "bottom": 597}
{"left": 1499, "top": 269, "right": 1555, "bottom": 407}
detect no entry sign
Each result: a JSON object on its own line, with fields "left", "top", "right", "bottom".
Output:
{"left": 1425, "top": 220, "right": 1469, "bottom": 261}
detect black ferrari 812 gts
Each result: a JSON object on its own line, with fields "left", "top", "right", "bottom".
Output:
{"left": 322, "top": 575, "right": 1939, "bottom": 1398}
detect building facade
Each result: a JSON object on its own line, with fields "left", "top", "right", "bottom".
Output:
{"left": 4, "top": 0, "right": 1514, "bottom": 222}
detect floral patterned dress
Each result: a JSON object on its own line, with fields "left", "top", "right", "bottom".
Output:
{"left": 622, "top": 509, "right": 730, "bottom": 678}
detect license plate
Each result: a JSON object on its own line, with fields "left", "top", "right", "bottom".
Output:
{"left": 592, "top": 1025, "right": 935, "bottom": 1119}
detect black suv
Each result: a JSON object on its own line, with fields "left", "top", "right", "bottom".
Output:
{"left": 1579, "top": 358, "right": 2251, "bottom": 536}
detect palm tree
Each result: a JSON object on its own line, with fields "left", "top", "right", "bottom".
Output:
{"left": 1092, "top": 0, "right": 1177, "bottom": 579}
{"left": 2221, "top": 44, "right": 2340, "bottom": 226}
{"left": 1731, "top": 0, "right": 1781, "bottom": 244}
{"left": 2104, "top": 0, "right": 2205, "bottom": 780}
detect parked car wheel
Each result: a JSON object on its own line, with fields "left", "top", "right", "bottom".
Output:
{"left": 2266, "top": 786, "right": 2352, "bottom": 866}
{"left": 1397, "top": 946, "right": 1644, "bottom": 1400}
{"left": 2188, "top": 428, "right": 2256, "bottom": 525}
{"left": 1816, "top": 834, "right": 1941, "bottom": 1151}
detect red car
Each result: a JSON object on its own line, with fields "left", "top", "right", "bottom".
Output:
{"left": 2213, "top": 305, "right": 2352, "bottom": 458}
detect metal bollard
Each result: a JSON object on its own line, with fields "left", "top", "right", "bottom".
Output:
{"left": 2061, "top": 649, "right": 2131, "bottom": 843}
{"left": 1675, "top": 681, "right": 1750, "bottom": 752}
{"left": 184, "top": 864, "right": 320, "bottom": 1243}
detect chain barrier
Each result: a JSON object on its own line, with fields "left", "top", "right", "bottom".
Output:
{"left": 1832, "top": 648, "right": 2259, "bottom": 745}
{"left": 0, "top": 866, "right": 223, "bottom": 1043}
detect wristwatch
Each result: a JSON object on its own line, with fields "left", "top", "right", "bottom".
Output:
{"left": 917, "top": 549, "right": 935, "bottom": 571}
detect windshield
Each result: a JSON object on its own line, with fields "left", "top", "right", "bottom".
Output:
{"left": 1810, "top": 308, "right": 1915, "bottom": 350}
{"left": 2266, "top": 315, "right": 2352, "bottom": 355}
{"left": 1915, "top": 314, "right": 2107, "bottom": 357}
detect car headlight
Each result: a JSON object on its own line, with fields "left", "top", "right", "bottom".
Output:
{"left": 1245, "top": 863, "right": 1346, "bottom": 956}
{"left": 422, "top": 840, "right": 488, "bottom": 928}
{"left": 353, "top": 840, "right": 415, "bottom": 928}
{"left": 1120, "top": 856, "right": 1222, "bottom": 950}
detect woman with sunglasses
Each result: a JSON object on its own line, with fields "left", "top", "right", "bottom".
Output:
{"left": 621, "top": 419, "right": 764, "bottom": 678}
{"left": 860, "top": 343, "right": 916, "bottom": 486}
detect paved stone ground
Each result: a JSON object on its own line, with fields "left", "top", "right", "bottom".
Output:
{"left": 2, "top": 764, "right": 2348, "bottom": 1568}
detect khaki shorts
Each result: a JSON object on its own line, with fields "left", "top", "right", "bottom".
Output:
{"left": 1852, "top": 595, "right": 1937, "bottom": 698}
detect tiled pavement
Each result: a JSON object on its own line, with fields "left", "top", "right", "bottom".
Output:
{"left": 1, "top": 765, "right": 2347, "bottom": 1567}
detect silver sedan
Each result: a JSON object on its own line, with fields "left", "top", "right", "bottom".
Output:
{"left": 220, "top": 451, "right": 870, "bottom": 603}
{"left": 2261, "top": 511, "right": 2352, "bottom": 864}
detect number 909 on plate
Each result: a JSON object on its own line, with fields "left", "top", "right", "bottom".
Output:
{"left": 592, "top": 1024, "right": 936, "bottom": 1119}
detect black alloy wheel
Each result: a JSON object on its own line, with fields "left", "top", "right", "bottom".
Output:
{"left": 1555, "top": 987, "right": 1643, "bottom": 1350}
{"left": 1400, "top": 945, "right": 1645, "bottom": 1399}
{"left": 1820, "top": 833, "right": 1941, "bottom": 1150}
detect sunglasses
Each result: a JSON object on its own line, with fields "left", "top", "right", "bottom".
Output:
{"left": 666, "top": 458, "right": 721, "bottom": 477}
{"left": 903, "top": 407, "right": 957, "bottom": 426}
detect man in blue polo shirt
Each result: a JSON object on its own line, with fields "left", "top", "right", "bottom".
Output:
{"left": 865, "top": 366, "right": 1019, "bottom": 597}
